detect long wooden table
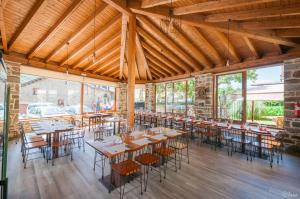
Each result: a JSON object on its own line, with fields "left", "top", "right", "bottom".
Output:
{"left": 82, "top": 113, "right": 112, "bottom": 131}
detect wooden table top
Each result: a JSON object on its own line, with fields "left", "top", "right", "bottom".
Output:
{"left": 31, "top": 120, "right": 74, "bottom": 135}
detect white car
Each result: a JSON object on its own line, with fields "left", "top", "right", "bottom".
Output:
{"left": 27, "top": 105, "right": 68, "bottom": 118}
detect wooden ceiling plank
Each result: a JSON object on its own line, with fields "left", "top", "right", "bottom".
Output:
{"left": 8, "top": 0, "right": 47, "bottom": 51}
{"left": 73, "top": 31, "right": 120, "bottom": 69}
{"left": 142, "top": 41, "right": 180, "bottom": 75}
{"left": 27, "top": 0, "right": 83, "bottom": 59}
{"left": 135, "top": 44, "right": 147, "bottom": 80}
{"left": 0, "top": 7, "right": 7, "bottom": 53}
{"left": 145, "top": 52, "right": 173, "bottom": 76}
{"left": 136, "top": 33, "right": 152, "bottom": 80}
{"left": 120, "top": 14, "right": 128, "bottom": 79}
{"left": 101, "top": 0, "right": 132, "bottom": 16}
{"left": 137, "top": 27, "right": 189, "bottom": 73}
{"left": 240, "top": 18, "right": 300, "bottom": 30}
{"left": 205, "top": 4, "right": 300, "bottom": 22}
{"left": 45, "top": 3, "right": 107, "bottom": 62}
{"left": 243, "top": 37, "right": 259, "bottom": 59}
{"left": 149, "top": 67, "right": 162, "bottom": 79}
{"left": 141, "top": 0, "right": 179, "bottom": 8}
{"left": 276, "top": 29, "right": 300, "bottom": 38}
{"left": 148, "top": 61, "right": 168, "bottom": 77}
{"left": 83, "top": 45, "right": 120, "bottom": 71}
{"left": 181, "top": 24, "right": 224, "bottom": 65}
{"left": 129, "top": 5, "right": 299, "bottom": 47}
{"left": 111, "top": 69, "right": 120, "bottom": 78}
{"left": 59, "top": 14, "right": 121, "bottom": 67}
{"left": 99, "top": 59, "right": 119, "bottom": 75}
{"left": 160, "top": 20, "right": 212, "bottom": 69}
{"left": 93, "top": 53, "right": 120, "bottom": 73}
{"left": 137, "top": 15, "right": 202, "bottom": 71}
{"left": 173, "top": 0, "right": 278, "bottom": 16}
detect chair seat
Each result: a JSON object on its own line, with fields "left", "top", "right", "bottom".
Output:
{"left": 169, "top": 142, "right": 187, "bottom": 150}
{"left": 112, "top": 160, "right": 141, "bottom": 176}
{"left": 26, "top": 140, "right": 48, "bottom": 149}
{"left": 154, "top": 147, "right": 175, "bottom": 156}
{"left": 135, "top": 153, "right": 160, "bottom": 165}
{"left": 52, "top": 140, "right": 72, "bottom": 147}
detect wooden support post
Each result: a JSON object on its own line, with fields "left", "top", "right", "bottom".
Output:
{"left": 127, "top": 14, "right": 136, "bottom": 128}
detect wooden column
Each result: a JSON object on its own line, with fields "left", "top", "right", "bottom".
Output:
{"left": 127, "top": 14, "right": 136, "bottom": 128}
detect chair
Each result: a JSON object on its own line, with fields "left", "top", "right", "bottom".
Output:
{"left": 111, "top": 146, "right": 143, "bottom": 199}
{"left": 20, "top": 127, "right": 48, "bottom": 168}
{"left": 68, "top": 128, "right": 85, "bottom": 151}
{"left": 169, "top": 131, "right": 190, "bottom": 169}
{"left": 135, "top": 140, "right": 162, "bottom": 192}
{"left": 220, "top": 127, "right": 233, "bottom": 156}
{"left": 18, "top": 123, "right": 45, "bottom": 153}
{"left": 51, "top": 129, "right": 73, "bottom": 166}
{"left": 142, "top": 115, "right": 152, "bottom": 130}
{"left": 230, "top": 127, "right": 254, "bottom": 160}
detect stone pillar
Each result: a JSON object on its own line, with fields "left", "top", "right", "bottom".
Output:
{"left": 194, "top": 73, "right": 213, "bottom": 119}
{"left": 116, "top": 82, "right": 127, "bottom": 116}
{"left": 284, "top": 58, "right": 300, "bottom": 152}
{"left": 6, "top": 61, "right": 21, "bottom": 139}
{"left": 145, "top": 83, "right": 155, "bottom": 112}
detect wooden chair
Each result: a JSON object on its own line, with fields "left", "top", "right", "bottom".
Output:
{"left": 68, "top": 128, "right": 85, "bottom": 151}
{"left": 169, "top": 131, "right": 190, "bottom": 169}
{"left": 51, "top": 129, "right": 73, "bottom": 166}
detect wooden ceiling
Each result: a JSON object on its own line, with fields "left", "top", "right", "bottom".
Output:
{"left": 1, "top": 0, "right": 300, "bottom": 82}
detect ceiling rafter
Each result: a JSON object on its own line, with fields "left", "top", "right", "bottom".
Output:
{"left": 27, "top": 0, "right": 83, "bottom": 59}
{"left": 136, "top": 33, "right": 152, "bottom": 80}
{"left": 101, "top": 0, "right": 132, "bottom": 16}
{"left": 145, "top": 52, "right": 174, "bottom": 76}
{"left": 181, "top": 24, "right": 224, "bottom": 65}
{"left": 45, "top": 3, "right": 107, "bottom": 62}
{"left": 135, "top": 59, "right": 141, "bottom": 80}
{"left": 111, "top": 69, "right": 120, "bottom": 78}
{"left": 142, "top": 40, "right": 180, "bottom": 75}
{"left": 59, "top": 14, "right": 121, "bottom": 67}
{"left": 137, "top": 15, "right": 202, "bottom": 71}
{"left": 0, "top": 6, "right": 7, "bottom": 53}
{"left": 83, "top": 44, "right": 120, "bottom": 71}
{"left": 173, "top": 0, "right": 278, "bottom": 16}
{"left": 243, "top": 37, "right": 259, "bottom": 59}
{"left": 129, "top": 4, "right": 299, "bottom": 47}
{"left": 120, "top": 14, "right": 128, "bottom": 80}
{"left": 148, "top": 61, "right": 169, "bottom": 77}
{"left": 8, "top": 0, "right": 47, "bottom": 51}
{"left": 149, "top": 67, "right": 161, "bottom": 79}
{"left": 137, "top": 26, "right": 189, "bottom": 73}
{"left": 100, "top": 59, "right": 120, "bottom": 75}
{"left": 205, "top": 4, "right": 300, "bottom": 22}
{"left": 276, "top": 29, "right": 300, "bottom": 38}
{"left": 240, "top": 18, "right": 300, "bottom": 30}
{"left": 72, "top": 31, "right": 120, "bottom": 69}
{"left": 158, "top": 19, "right": 212, "bottom": 69}
{"left": 135, "top": 46, "right": 147, "bottom": 80}
{"left": 141, "top": 0, "right": 180, "bottom": 8}
{"left": 93, "top": 52, "right": 120, "bottom": 73}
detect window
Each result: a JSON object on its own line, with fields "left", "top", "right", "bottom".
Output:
{"left": 19, "top": 74, "right": 81, "bottom": 119}
{"left": 155, "top": 84, "right": 165, "bottom": 112}
{"left": 135, "top": 87, "right": 145, "bottom": 110}
{"left": 217, "top": 73, "right": 243, "bottom": 120}
{"left": 83, "top": 83, "right": 115, "bottom": 112}
{"left": 187, "top": 80, "right": 195, "bottom": 116}
{"left": 247, "top": 65, "right": 284, "bottom": 125}
{"left": 166, "top": 83, "right": 173, "bottom": 113}
{"left": 173, "top": 81, "right": 186, "bottom": 114}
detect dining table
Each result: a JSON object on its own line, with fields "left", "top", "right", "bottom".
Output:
{"left": 103, "top": 117, "right": 123, "bottom": 135}
{"left": 82, "top": 113, "right": 112, "bottom": 131}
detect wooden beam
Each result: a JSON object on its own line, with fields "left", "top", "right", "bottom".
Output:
{"left": 83, "top": 45, "right": 120, "bottom": 71}
{"left": 137, "top": 26, "right": 189, "bottom": 72}
{"left": 205, "top": 4, "right": 300, "bottom": 22}
{"left": 212, "top": 30, "right": 240, "bottom": 62}
{"left": 137, "top": 15, "right": 202, "bottom": 71}
{"left": 8, "top": 0, "right": 47, "bottom": 51}
{"left": 101, "top": 0, "right": 132, "bottom": 16}
{"left": 129, "top": 5, "right": 299, "bottom": 47}
{"left": 173, "top": 0, "right": 277, "bottom": 16}
{"left": 181, "top": 24, "right": 224, "bottom": 65}
{"left": 243, "top": 37, "right": 259, "bottom": 58}
{"left": 151, "top": 48, "right": 300, "bottom": 82}
{"left": 141, "top": 0, "right": 179, "bottom": 8}
{"left": 100, "top": 59, "right": 120, "bottom": 75}
{"left": 0, "top": 0, "right": 8, "bottom": 9}
{"left": 136, "top": 33, "right": 152, "bottom": 80}
{"left": 59, "top": 14, "right": 121, "bottom": 67}
{"left": 148, "top": 63, "right": 166, "bottom": 78}
{"left": 276, "top": 29, "right": 300, "bottom": 38}
{"left": 142, "top": 41, "right": 180, "bottom": 75}
{"left": 135, "top": 58, "right": 140, "bottom": 80}
{"left": 4, "top": 52, "right": 119, "bottom": 82}
{"left": 127, "top": 14, "right": 136, "bottom": 128}
{"left": 120, "top": 14, "right": 128, "bottom": 80}
{"left": 72, "top": 31, "right": 120, "bottom": 69}
{"left": 92, "top": 52, "right": 120, "bottom": 73}
{"left": 27, "top": 0, "right": 83, "bottom": 59}
{"left": 45, "top": 3, "right": 107, "bottom": 62}
{"left": 159, "top": 19, "right": 212, "bottom": 69}
{"left": 111, "top": 69, "right": 120, "bottom": 78}
{"left": 135, "top": 47, "right": 147, "bottom": 80}
{"left": 240, "top": 18, "right": 300, "bottom": 30}
{"left": 145, "top": 52, "right": 173, "bottom": 76}
{"left": 0, "top": 6, "right": 7, "bottom": 53}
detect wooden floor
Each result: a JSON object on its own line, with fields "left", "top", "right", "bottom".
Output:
{"left": 8, "top": 132, "right": 300, "bottom": 199}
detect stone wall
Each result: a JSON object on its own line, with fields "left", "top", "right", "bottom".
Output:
{"left": 7, "top": 61, "right": 21, "bottom": 138}
{"left": 194, "top": 73, "right": 213, "bottom": 119}
{"left": 145, "top": 83, "right": 155, "bottom": 112}
{"left": 116, "top": 82, "right": 127, "bottom": 116}
{"left": 284, "top": 58, "right": 300, "bottom": 151}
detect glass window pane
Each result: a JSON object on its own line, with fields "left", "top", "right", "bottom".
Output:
{"left": 19, "top": 74, "right": 81, "bottom": 118}
{"left": 217, "top": 73, "right": 243, "bottom": 120}
{"left": 135, "top": 87, "right": 145, "bottom": 110}
{"left": 187, "top": 79, "right": 195, "bottom": 117}
{"left": 173, "top": 81, "right": 186, "bottom": 114}
{"left": 155, "top": 84, "right": 165, "bottom": 112}
{"left": 83, "top": 83, "right": 115, "bottom": 113}
{"left": 246, "top": 65, "right": 284, "bottom": 126}
{"left": 166, "top": 83, "right": 173, "bottom": 113}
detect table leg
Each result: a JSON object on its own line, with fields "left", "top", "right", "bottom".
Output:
{"left": 89, "top": 118, "right": 91, "bottom": 132}
{"left": 113, "top": 122, "right": 116, "bottom": 135}
{"left": 258, "top": 134, "right": 262, "bottom": 158}
{"left": 241, "top": 130, "right": 245, "bottom": 153}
